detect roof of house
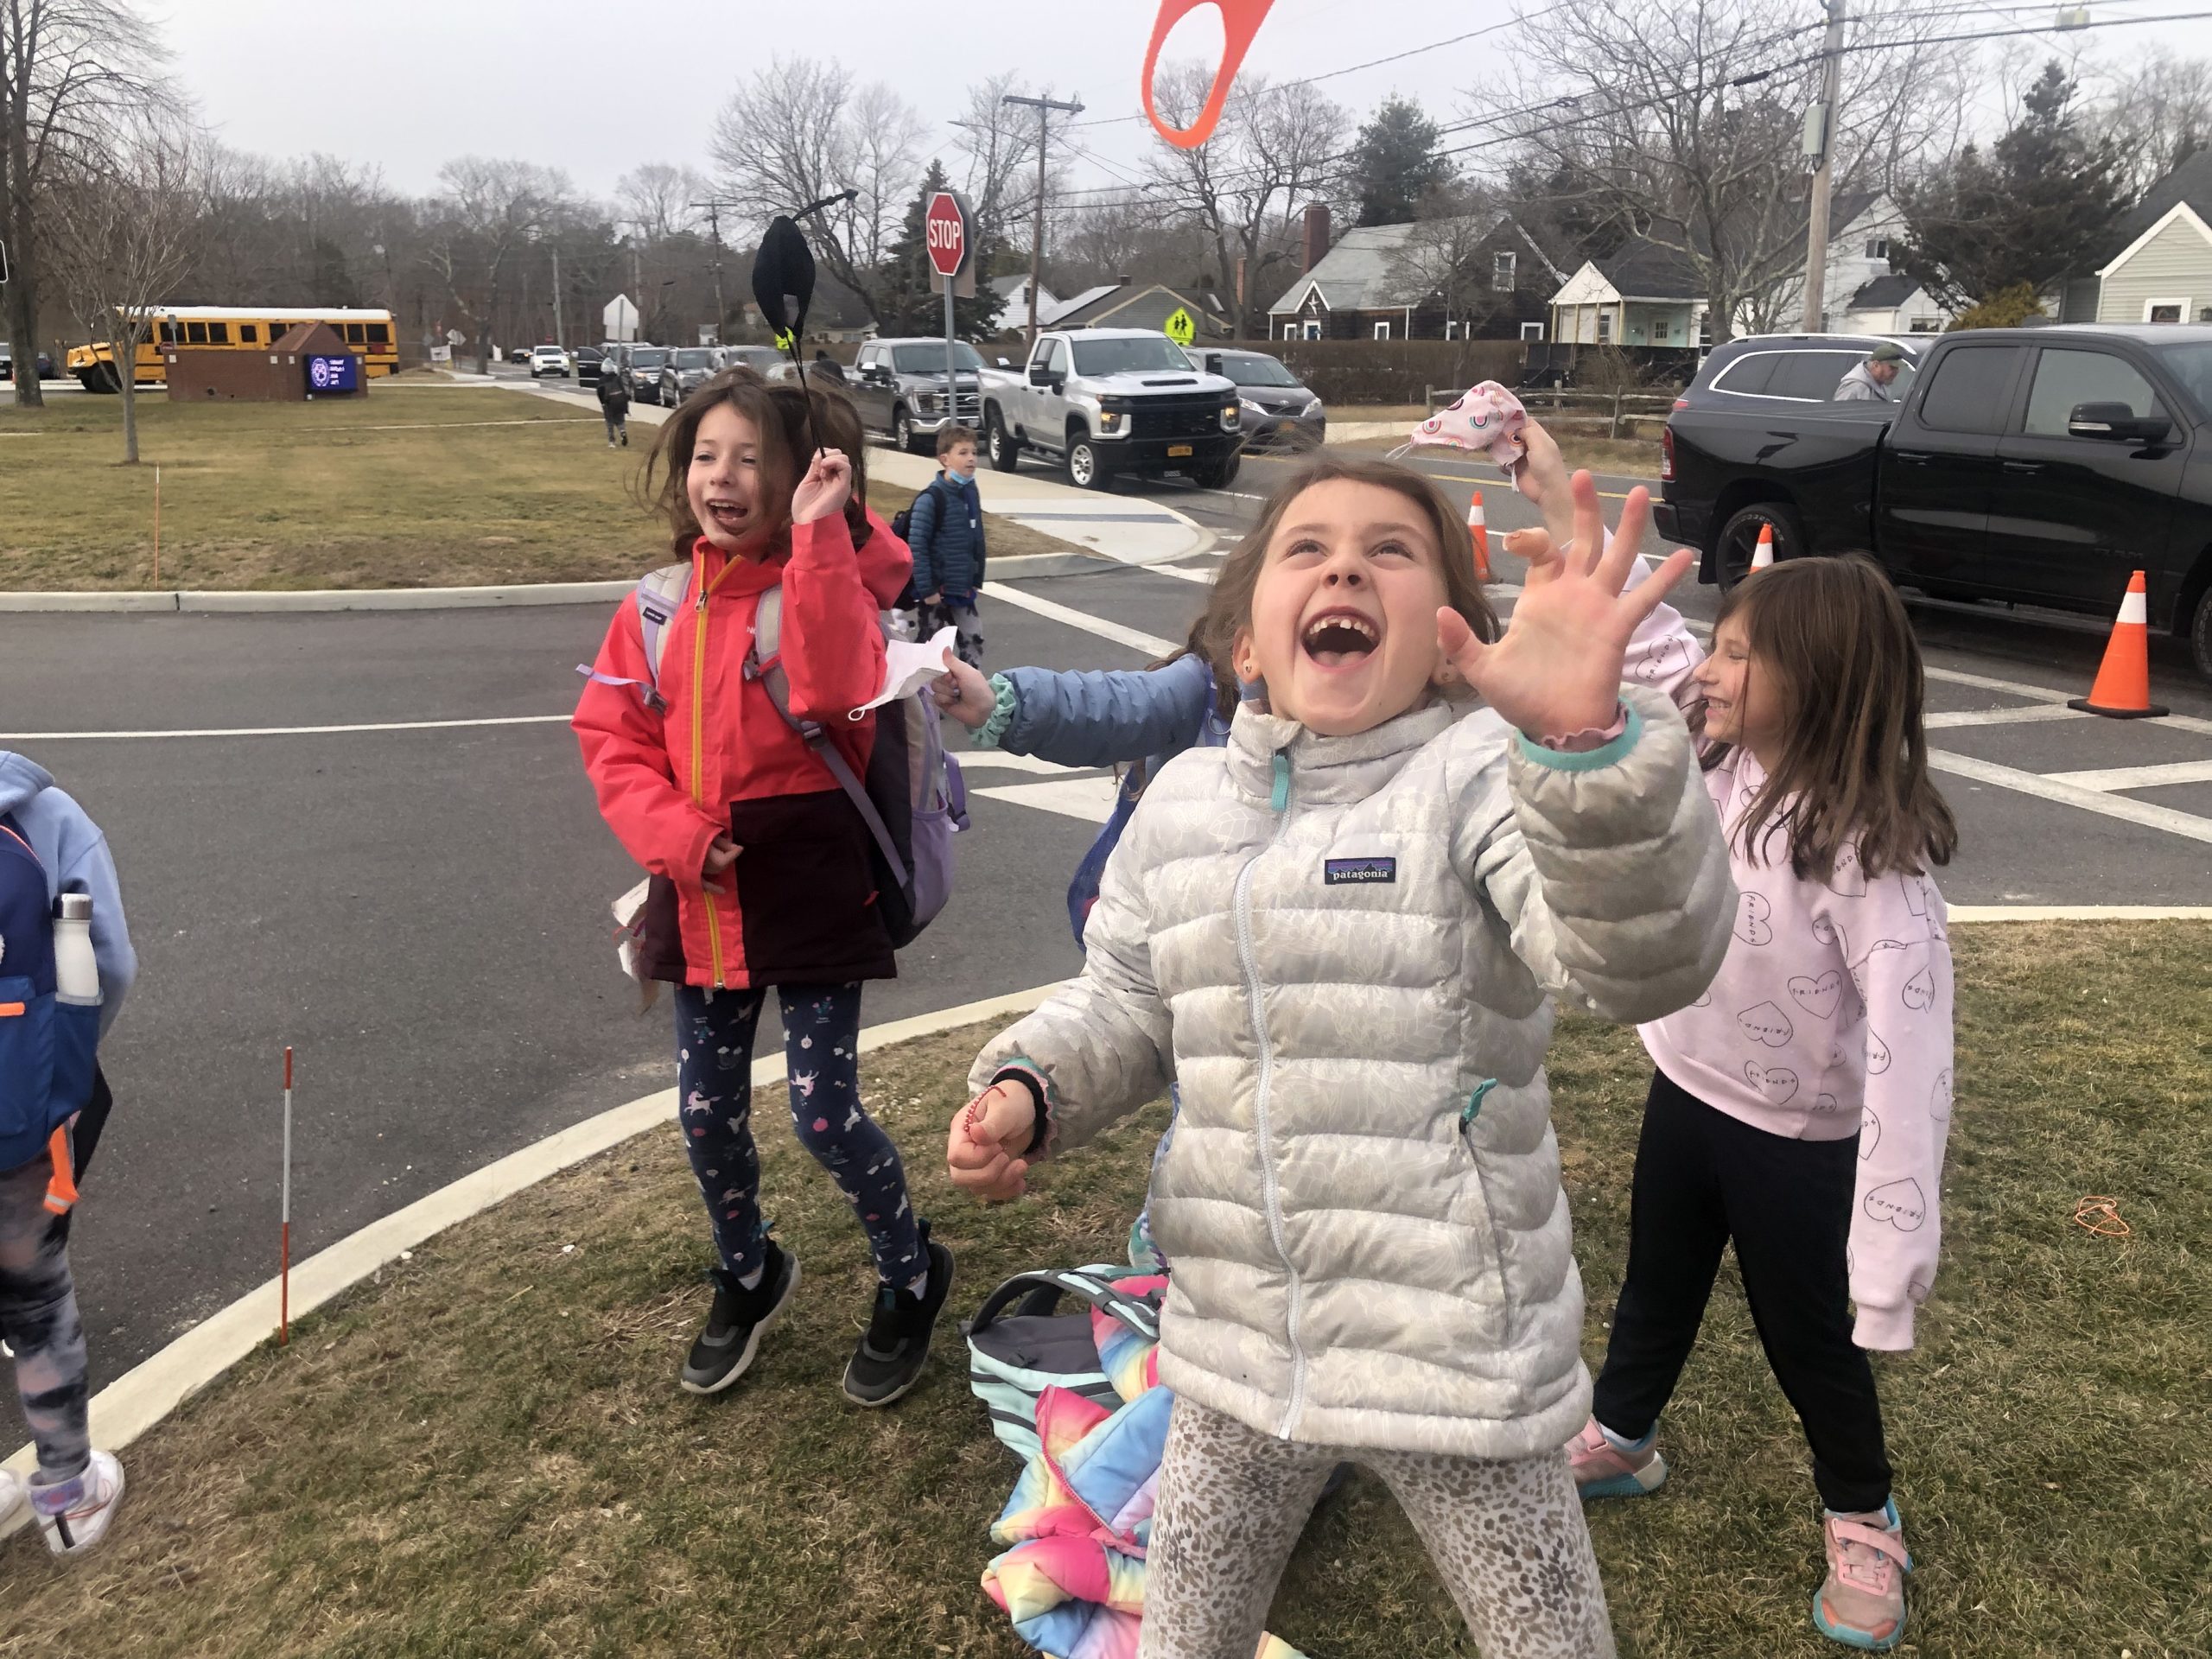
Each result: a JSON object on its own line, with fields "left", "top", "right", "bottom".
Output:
{"left": 1043, "top": 283, "right": 1129, "bottom": 325}
{"left": 1050, "top": 282, "right": 1229, "bottom": 332}
{"left": 1592, "top": 236, "right": 1704, "bottom": 301}
{"left": 989, "top": 273, "right": 1059, "bottom": 309}
{"left": 1849, "top": 273, "right": 1919, "bottom": 310}
{"left": 2112, "top": 149, "right": 2212, "bottom": 251}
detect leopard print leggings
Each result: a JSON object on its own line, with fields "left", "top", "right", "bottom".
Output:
{"left": 1140, "top": 1396, "right": 1616, "bottom": 1659}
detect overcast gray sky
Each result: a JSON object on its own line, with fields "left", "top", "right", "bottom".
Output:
{"left": 165, "top": 0, "right": 2212, "bottom": 204}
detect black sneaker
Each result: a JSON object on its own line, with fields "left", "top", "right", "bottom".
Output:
{"left": 841, "top": 1221, "right": 955, "bottom": 1408}
{"left": 681, "top": 1237, "right": 799, "bottom": 1395}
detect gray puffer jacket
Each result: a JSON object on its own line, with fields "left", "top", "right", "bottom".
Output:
{"left": 972, "top": 683, "right": 1734, "bottom": 1460}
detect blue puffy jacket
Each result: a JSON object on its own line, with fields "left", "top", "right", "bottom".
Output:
{"left": 0, "top": 753, "right": 136, "bottom": 1037}
{"left": 907, "top": 472, "right": 986, "bottom": 601}
{"left": 975, "top": 652, "right": 1230, "bottom": 942}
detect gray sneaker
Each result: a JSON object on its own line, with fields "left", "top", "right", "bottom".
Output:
{"left": 681, "top": 1239, "right": 798, "bottom": 1395}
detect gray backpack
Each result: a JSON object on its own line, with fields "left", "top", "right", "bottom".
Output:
{"left": 629, "top": 562, "right": 967, "bottom": 947}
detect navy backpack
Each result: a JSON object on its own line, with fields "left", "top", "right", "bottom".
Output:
{"left": 0, "top": 817, "right": 99, "bottom": 1179}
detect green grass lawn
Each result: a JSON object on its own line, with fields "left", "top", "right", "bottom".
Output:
{"left": 0, "top": 387, "right": 1076, "bottom": 591}
{"left": 0, "top": 922, "right": 2203, "bottom": 1656}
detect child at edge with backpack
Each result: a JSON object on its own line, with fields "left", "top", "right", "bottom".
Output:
{"left": 906, "top": 423, "right": 987, "bottom": 669}
{"left": 948, "top": 454, "right": 1737, "bottom": 1657}
{"left": 574, "top": 369, "right": 956, "bottom": 1408}
{"left": 597, "top": 360, "right": 632, "bottom": 448}
{"left": 1567, "top": 554, "right": 1956, "bottom": 1653}
{"left": 0, "top": 751, "right": 135, "bottom": 1556}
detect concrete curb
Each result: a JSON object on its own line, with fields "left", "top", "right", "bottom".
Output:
{"left": 0, "top": 582, "right": 641, "bottom": 614}
{"left": 0, "top": 979, "right": 1065, "bottom": 1524}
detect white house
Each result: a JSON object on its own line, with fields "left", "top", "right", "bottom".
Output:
{"left": 1763, "top": 195, "right": 1949, "bottom": 335}
{"left": 1548, "top": 238, "right": 1707, "bottom": 348}
{"left": 988, "top": 274, "right": 1061, "bottom": 330}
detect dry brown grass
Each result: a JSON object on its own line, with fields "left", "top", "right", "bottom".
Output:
{"left": 0, "top": 922, "right": 2204, "bottom": 1656}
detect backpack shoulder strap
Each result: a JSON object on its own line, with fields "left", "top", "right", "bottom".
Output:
{"left": 577, "top": 562, "right": 691, "bottom": 709}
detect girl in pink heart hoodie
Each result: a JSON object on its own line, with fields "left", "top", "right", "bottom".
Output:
{"left": 1569, "top": 554, "right": 1956, "bottom": 1655}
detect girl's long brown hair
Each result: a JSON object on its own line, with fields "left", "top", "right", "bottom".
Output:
{"left": 637, "top": 367, "right": 872, "bottom": 558}
{"left": 1187, "top": 451, "right": 1499, "bottom": 719}
{"left": 1710, "top": 554, "right": 1956, "bottom": 881}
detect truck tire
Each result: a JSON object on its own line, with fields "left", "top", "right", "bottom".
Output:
{"left": 1066, "top": 432, "right": 1111, "bottom": 491}
{"left": 2190, "top": 582, "right": 2212, "bottom": 683}
{"left": 1192, "top": 452, "right": 1242, "bottom": 491}
{"left": 893, "top": 406, "right": 920, "bottom": 454}
{"left": 1715, "top": 501, "right": 1804, "bottom": 589}
{"left": 986, "top": 411, "right": 1021, "bottom": 473}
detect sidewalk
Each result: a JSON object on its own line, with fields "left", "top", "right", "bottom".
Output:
{"left": 529, "top": 383, "right": 1217, "bottom": 569}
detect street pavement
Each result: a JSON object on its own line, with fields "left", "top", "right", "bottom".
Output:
{"left": 3, "top": 397, "right": 2209, "bottom": 1450}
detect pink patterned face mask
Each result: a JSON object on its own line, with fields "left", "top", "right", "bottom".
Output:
{"left": 1398, "top": 381, "right": 1529, "bottom": 474}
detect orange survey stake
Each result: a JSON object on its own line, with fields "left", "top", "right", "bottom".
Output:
{"left": 1143, "top": 0, "right": 1279, "bottom": 149}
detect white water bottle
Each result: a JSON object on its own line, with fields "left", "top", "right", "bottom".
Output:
{"left": 54, "top": 893, "right": 100, "bottom": 1007}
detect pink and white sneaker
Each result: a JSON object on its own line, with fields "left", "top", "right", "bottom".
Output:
{"left": 31, "top": 1450, "right": 125, "bottom": 1557}
{"left": 1567, "top": 1416, "right": 1668, "bottom": 1498}
{"left": 1814, "top": 1499, "right": 1911, "bottom": 1650}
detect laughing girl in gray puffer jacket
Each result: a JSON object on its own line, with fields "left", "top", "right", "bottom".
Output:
{"left": 948, "top": 452, "right": 1735, "bottom": 1659}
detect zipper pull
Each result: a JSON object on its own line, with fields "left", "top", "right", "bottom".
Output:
{"left": 1270, "top": 751, "right": 1291, "bottom": 813}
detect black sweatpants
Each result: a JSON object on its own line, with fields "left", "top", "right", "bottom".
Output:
{"left": 1591, "top": 1067, "right": 1893, "bottom": 1514}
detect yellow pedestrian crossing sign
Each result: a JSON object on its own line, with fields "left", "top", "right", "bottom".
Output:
{"left": 1163, "top": 307, "right": 1197, "bottom": 346}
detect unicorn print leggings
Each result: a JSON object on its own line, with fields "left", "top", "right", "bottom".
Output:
{"left": 0, "top": 1150, "right": 91, "bottom": 1484}
{"left": 673, "top": 982, "right": 925, "bottom": 1288}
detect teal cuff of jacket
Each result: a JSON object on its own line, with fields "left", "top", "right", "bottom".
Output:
{"left": 969, "top": 673, "right": 1020, "bottom": 749}
{"left": 1514, "top": 700, "right": 1644, "bottom": 772}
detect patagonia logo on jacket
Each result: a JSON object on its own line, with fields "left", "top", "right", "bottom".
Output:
{"left": 1324, "top": 855, "right": 1396, "bottom": 886}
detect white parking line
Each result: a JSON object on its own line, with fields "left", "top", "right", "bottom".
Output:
{"left": 2041, "top": 760, "right": 2212, "bottom": 792}
{"left": 954, "top": 752, "right": 1091, "bottom": 776}
{"left": 974, "top": 776, "right": 1122, "bottom": 822}
{"left": 0, "top": 715, "right": 573, "bottom": 741}
{"left": 1929, "top": 750, "right": 2212, "bottom": 843}
{"left": 1924, "top": 705, "right": 2090, "bottom": 730}
{"left": 980, "top": 582, "right": 1177, "bottom": 656}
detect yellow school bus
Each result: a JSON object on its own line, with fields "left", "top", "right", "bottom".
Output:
{"left": 66, "top": 307, "right": 399, "bottom": 389}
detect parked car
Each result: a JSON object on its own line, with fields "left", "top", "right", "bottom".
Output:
{"left": 1185, "top": 346, "right": 1325, "bottom": 450}
{"left": 978, "top": 327, "right": 1243, "bottom": 490}
{"left": 658, "top": 346, "right": 721, "bottom": 404}
{"left": 1656, "top": 325, "right": 2212, "bottom": 677}
{"left": 528, "top": 345, "right": 571, "bottom": 378}
{"left": 850, "top": 338, "right": 988, "bottom": 453}
{"left": 626, "top": 346, "right": 671, "bottom": 404}
{"left": 575, "top": 346, "right": 605, "bottom": 386}
{"left": 0, "top": 343, "right": 56, "bottom": 380}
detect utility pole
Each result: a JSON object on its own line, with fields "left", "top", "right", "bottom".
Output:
{"left": 689, "top": 199, "right": 740, "bottom": 345}
{"left": 1800, "top": 0, "right": 1847, "bottom": 334}
{"left": 550, "top": 244, "right": 565, "bottom": 350}
{"left": 1001, "top": 92, "right": 1084, "bottom": 347}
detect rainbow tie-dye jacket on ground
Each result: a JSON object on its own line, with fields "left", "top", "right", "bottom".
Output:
{"left": 979, "top": 1274, "right": 1306, "bottom": 1659}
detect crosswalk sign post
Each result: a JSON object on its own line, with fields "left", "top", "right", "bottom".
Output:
{"left": 1163, "top": 306, "right": 1196, "bottom": 346}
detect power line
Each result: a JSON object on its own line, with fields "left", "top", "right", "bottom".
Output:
{"left": 1730, "top": 4, "right": 2212, "bottom": 83}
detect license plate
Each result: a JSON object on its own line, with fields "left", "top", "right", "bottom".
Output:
{"left": 1168, "top": 443, "right": 1193, "bottom": 457}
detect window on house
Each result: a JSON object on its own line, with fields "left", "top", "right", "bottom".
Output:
{"left": 1303, "top": 321, "right": 1322, "bottom": 340}
{"left": 2199, "top": 307, "right": 2212, "bottom": 323}
{"left": 1653, "top": 317, "right": 1671, "bottom": 341}
{"left": 1697, "top": 311, "right": 1713, "bottom": 347}
{"left": 1596, "top": 310, "right": 1613, "bottom": 343}
{"left": 1910, "top": 315, "right": 1940, "bottom": 334}
{"left": 1373, "top": 320, "right": 1391, "bottom": 340}
{"left": 1521, "top": 321, "right": 1545, "bottom": 341}
{"left": 1491, "top": 251, "right": 1516, "bottom": 290}
{"left": 2147, "top": 300, "right": 2187, "bottom": 323}
{"left": 1866, "top": 237, "right": 1889, "bottom": 260}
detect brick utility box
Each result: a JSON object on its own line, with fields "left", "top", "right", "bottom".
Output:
{"left": 165, "top": 321, "right": 367, "bottom": 402}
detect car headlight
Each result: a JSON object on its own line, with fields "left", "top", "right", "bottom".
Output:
{"left": 1098, "top": 408, "right": 1125, "bottom": 434}
{"left": 1240, "top": 397, "right": 1268, "bottom": 418}
{"left": 1302, "top": 397, "right": 1324, "bottom": 418}
{"left": 1221, "top": 403, "right": 1241, "bottom": 430}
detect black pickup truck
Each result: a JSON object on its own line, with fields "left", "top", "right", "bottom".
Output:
{"left": 1655, "top": 325, "right": 2212, "bottom": 678}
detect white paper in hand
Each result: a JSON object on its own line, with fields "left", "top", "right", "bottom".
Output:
{"left": 854, "top": 626, "right": 959, "bottom": 715}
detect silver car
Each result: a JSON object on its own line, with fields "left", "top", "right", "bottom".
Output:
{"left": 1188, "top": 347, "right": 1325, "bottom": 450}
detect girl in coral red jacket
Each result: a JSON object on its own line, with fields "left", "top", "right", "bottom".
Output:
{"left": 575, "top": 372, "right": 953, "bottom": 1409}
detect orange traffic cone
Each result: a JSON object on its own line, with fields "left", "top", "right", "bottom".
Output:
{"left": 1467, "top": 491, "right": 1492, "bottom": 583}
{"left": 1750, "top": 523, "right": 1775, "bottom": 571}
{"left": 2069, "top": 570, "right": 2170, "bottom": 718}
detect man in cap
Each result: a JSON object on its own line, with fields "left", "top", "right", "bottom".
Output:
{"left": 1834, "top": 341, "right": 1908, "bottom": 402}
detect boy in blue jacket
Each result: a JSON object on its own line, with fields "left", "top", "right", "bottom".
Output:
{"left": 0, "top": 751, "right": 135, "bottom": 1557}
{"left": 907, "top": 424, "right": 986, "bottom": 669}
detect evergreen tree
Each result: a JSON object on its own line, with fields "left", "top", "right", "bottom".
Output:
{"left": 1895, "top": 62, "right": 2126, "bottom": 311}
{"left": 1347, "top": 97, "right": 1454, "bottom": 226}
{"left": 875, "top": 160, "right": 1006, "bottom": 337}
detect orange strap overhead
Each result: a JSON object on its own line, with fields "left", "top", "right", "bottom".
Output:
{"left": 1143, "top": 0, "right": 1279, "bottom": 149}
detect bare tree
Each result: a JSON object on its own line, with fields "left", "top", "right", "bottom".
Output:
{"left": 1473, "top": 0, "right": 1966, "bottom": 343}
{"left": 1142, "top": 64, "right": 1349, "bottom": 335}
{"left": 616, "top": 162, "right": 709, "bottom": 242}
{"left": 950, "top": 73, "right": 1066, "bottom": 247}
{"left": 708, "top": 56, "right": 925, "bottom": 323}
{"left": 418, "top": 156, "right": 569, "bottom": 373}
{"left": 2088, "top": 48, "right": 2212, "bottom": 199}
{"left": 2, "top": 0, "right": 165, "bottom": 407}
{"left": 1381, "top": 185, "right": 1511, "bottom": 334}
{"left": 44, "top": 107, "right": 202, "bottom": 461}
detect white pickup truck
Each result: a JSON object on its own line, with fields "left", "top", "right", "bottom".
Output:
{"left": 979, "top": 327, "right": 1244, "bottom": 491}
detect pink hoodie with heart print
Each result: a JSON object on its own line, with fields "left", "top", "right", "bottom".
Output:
{"left": 1638, "top": 750, "right": 1955, "bottom": 1351}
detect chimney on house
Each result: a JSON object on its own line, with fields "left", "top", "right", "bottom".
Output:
{"left": 1302, "top": 203, "right": 1332, "bottom": 274}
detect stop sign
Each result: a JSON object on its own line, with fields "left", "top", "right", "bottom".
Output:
{"left": 925, "top": 191, "right": 968, "bottom": 278}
